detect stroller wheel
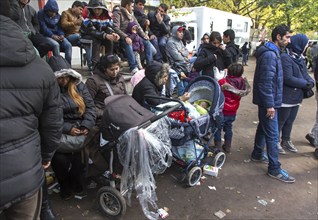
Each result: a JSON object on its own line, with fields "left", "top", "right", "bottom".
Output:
{"left": 186, "top": 166, "right": 202, "bottom": 187}
{"left": 97, "top": 186, "right": 126, "bottom": 218}
{"left": 213, "top": 152, "right": 226, "bottom": 168}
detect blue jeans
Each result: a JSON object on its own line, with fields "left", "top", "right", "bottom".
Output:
{"left": 177, "top": 79, "right": 188, "bottom": 96}
{"left": 278, "top": 106, "right": 299, "bottom": 141}
{"left": 123, "top": 39, "right": 153, "bottom": 71}
{"left": 150, "top": 36, "right": 167, "bottom": 62}
{"left": 242, "top": 53, "right": 248, "bottom": 65}
{"left": 66, "top": 33, "right": 81, "bottom": 46}
{"left": 46, "top": 37, "right": 72, "bottom": 64}
{"left": 252, "top": 107, "right": 281, "bottom": 173}
{"left": 214, "top": 114, "right": 236, "bottom": 142}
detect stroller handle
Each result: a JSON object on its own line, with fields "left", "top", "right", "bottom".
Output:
{"left": 137, "top": 96, "right": 184, "bottom": 129}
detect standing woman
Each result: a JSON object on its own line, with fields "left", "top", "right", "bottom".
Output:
{"left": 85, "top": 53, "right": 127, "bottom": 124}
{"left": 278, "top": 34, "right": 314, "bottom": 154}
{"left": 193, "top": 31, "right": 231, "bottom": 77}
{"left": 48, "top": 56, "right": 96, "bottom": 200}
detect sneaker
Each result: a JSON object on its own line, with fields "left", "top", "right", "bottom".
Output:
{"left": 131, "top": 67, "right": 139, "bottom": 75}
{"left": 251, "top": 152, "right": 269, "bottom": 164}
{"left": 268, "top": 169, "right": 295, "bottom": 183}
{"left": 281, "top": 140, "right": 298, "bottom": 153}
{"left": 277, "top": 142, "right": 286, "bottom": 155}
{"left": 305, "top": 133, "right": 315, "bottom": 147}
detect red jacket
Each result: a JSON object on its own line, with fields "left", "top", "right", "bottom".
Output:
{"left": 218, "top": 75, "right": 246, "bottom": 116}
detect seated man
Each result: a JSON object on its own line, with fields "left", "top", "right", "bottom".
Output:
{"left": 165, "top": 25, "right": 190, "bottom": 96}
{"left": 147, "top": 3, "right": 170, "bottom": 62}
{"left": 113, "top": 0, "right": 153, "bottom": 74}
{"left": 9, "top": 0, "right": 53, "bottom": 57}
{"left": 38, "top": 0, "right": 73, "bottom": 64}
{"left": 81, "top": 0, "right": 120, "bottom": 68}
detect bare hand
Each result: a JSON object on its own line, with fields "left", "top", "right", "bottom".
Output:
{"left": 266, "top": 107, "right": 275, "bottom": 119}
{"left": 145, "top": 19, "right": 150, "bottom": 27}
{"left": 180, "top": 72, "right": 187, "bottom": 79}
{"left": 144, "top": 35, "right": 149, "bottom": 40}
{"left": 80, "top": 129, "right": 89, "bottom": 135}
{"left": 180, "top": 92, "right": 190, "bottom": 102}
{"left": 219, "top": 44, "right": 226, "bottom": 50}
{"left": 112, "top": 33, "right": 120, "bottom": 41}
{"left": 156, "top": 12, "right": 163, "bottom": 24}
{"left": 150, "top": 35, "right": 156, "bottom": 40}
{"left": 52, "top": 35, "right": 60, "bottom": 41}
{"left": 70, "top": 127, "right": 82, "bottom": 136}
{"left": 125, "top": 37, "right": 132, "bottom": 45}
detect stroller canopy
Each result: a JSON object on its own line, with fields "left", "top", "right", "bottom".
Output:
{"left": 185, "top": 76, "right": 224, "bottom": 118}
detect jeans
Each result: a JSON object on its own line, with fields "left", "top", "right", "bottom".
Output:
{"left": 278, "top": 106, "right": 299, "bottom": 141}
{"left": 150, "top": 36, "right": 167, "bottom": 62}
{"left": 66, "top": 33, "right": 81, "bottom": 46}
{"left": 242, "top": 53, "right": 248, "bottom": 65}
{"left": 45, "top": 37, "right": 72, "bottom": 64}
{"left": 123, "top": 39, "right": 153, "bottom": 71}
{"left": 214, "top": 114, "right": 236, "bottom": 142}
{"left": 29, "top": 33, "right": 54, "bottom": 57}
{"left": 311, "top": 93, "right": 318, "bottom": 147}
{"left": 252, "top": 106, "right": 281, "bottom": 173}
{"left": 177, "top": 79, "right": 188, "bottom": 96}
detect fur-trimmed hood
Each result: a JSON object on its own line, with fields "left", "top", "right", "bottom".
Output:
{"left": 145, "top": 61, "right": 169, "bottom": 90}
{"left": 54, "top": 69, "right": 82, "bottom": 84}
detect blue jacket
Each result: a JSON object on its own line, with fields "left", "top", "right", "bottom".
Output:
{"left": 37, "top": 0, "right": 64, "bottom": 37}
{"left": 253, "top": 42, "right": 283, "bottom": 108}
{"left": 281, "top": 50, "right": 314, "bottom": 104}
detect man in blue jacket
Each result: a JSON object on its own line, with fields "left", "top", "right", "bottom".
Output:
{"left": 251, "top": 24, "right": 295, "bottom": 183}
{"left": 38, "top": 0, "right": 73, "bottom": 64}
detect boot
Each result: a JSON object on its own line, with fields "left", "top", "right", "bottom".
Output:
{"left": 40, "top": 177, "right": 57, "bottom": 220}
{"left": 222, "top": 140, "right": 231, "bottom": 153}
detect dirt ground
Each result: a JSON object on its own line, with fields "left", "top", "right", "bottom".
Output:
{"left": 21, "top": 57, "right": 318, "bottom": 220}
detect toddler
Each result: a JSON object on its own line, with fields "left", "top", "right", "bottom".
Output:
{"left": 214, "top": 63, "right": 250, "bottom": 153}
{"left": 127, "top": 21, "right": 144, "bottom": 70}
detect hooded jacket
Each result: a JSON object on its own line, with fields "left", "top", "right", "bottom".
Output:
{"left": 193, "top": 43, "right": 232, "bottom": 77}
{"left": 132, "top": 62, "right": 170, "bottom": 106}
{"left": 252, "top": 41, "right": 283, "bottom": 108}
{"left": 9, "top": 0, "right": 40, "bottom": 35}
{"left": 165, "top": 26, "right": 189, "bottom": 68}
{"left": 85, "top": 68, "right": 127, "bottom": 119}
{"left": 60, "top": 8, "right": 82, "bottom": 36}
{"left": 281, "top": 34, "right": 314, "bottom": 104}
{"left": 37, "top": 0, "right": 64, "bottom": 37}
{"left": 224, "top": 41, "right": 240, "bottom": 64}
{"left": 0, "top": 15, "right": 62, "bottom": 210}
{"left": 81, "top": 0, "right": 114, "bottom": 40}
{"left": 127, "top": 21, "right": 144, "bottom": 52}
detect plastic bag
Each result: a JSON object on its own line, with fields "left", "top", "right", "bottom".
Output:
{"left": 117, "top": 117, "right": 172, "bottom": 220}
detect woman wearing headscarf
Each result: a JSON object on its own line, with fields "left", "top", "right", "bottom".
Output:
{"left": 278, "top": 34, "right": 314, "bottom": 154}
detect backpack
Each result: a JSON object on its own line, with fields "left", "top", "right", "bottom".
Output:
{"left": 100, "top": 95, "right": 155, "bottom": 141}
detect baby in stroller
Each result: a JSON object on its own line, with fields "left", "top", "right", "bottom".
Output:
{"left": 168, "top": 76, "right": 226, "bottom": 186}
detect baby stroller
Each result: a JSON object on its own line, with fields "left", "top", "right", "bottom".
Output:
{"left": 168, "top": 76, "right": 226, "bottom": 186}
{"left": 94, "top": 95, "right": 181, "bottom": 219}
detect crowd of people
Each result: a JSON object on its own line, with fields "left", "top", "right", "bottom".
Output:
{"left": 1, "top": 0, "right": 318, "bottom": 219}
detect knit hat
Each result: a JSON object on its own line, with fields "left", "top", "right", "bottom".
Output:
{"left": 287, "top": 34, "right": 309, "bottom": 55}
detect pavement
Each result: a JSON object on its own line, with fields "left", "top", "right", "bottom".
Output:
{"left": 12, "top": 57, "right": 318, "bottom": 220}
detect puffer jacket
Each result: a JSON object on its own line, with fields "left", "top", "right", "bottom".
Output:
{"left": 9, "top": 0, "right": 39, "bottom": 35}
{"left": 37, "top": 0, "right": 64, "bottom": 37}
{"left": 127, "top": 21, "right": 144, "bottom": 52}
{"left": 85, "top": 69, "right": 127, "bottom": 119}
{"left": 54, "top": 70, "right": 96, "bottom": 134}
{"left": 253, "top": 41, "right": 283, "bottom": 108}
{"left": 0, "top": 15, "right": 62, "bottom": 210}
{"left": 224, "top": 41, "right": 240, "bottom": 65}
{"left": 60, "top": 8, "right": 82, "bottom": 36}
{"left": 81, "top": 0, "right": 114, "bottom": 40}
{"left": 219, "top": 76, "right": 246, "bottom": 116}
{"left": 147, "top": 10, "right": 170, "bottom": 37}
{"left": 193, "top": 43, "right": 231, "bottom": 77}
{"left": 281, "top": 50, "right": 314, "bottom": 105}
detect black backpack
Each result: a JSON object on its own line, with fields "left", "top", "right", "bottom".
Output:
{"left": 100, "top": 95, "right": 155, "bottom": 141}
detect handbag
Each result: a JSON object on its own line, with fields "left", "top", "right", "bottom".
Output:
{"left": 58, "top": 134, "right": 86, "bottom": 153}
{"left": 303, "top": 88, "right": 314, "bottom": 99}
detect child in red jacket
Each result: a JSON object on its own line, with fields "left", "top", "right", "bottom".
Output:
{"left": 214, "top": 63, "right": 250, "bottom": 153}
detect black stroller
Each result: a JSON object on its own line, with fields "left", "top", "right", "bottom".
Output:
{"left": 168, "top": 76, "right": 226, "bottom": 186}
{"left": 94, "top": 95, "right": 181, "bottom": 219}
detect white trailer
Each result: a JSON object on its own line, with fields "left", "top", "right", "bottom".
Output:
{"left": 168, "top": 6, "right": 252, "bottom": 53}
